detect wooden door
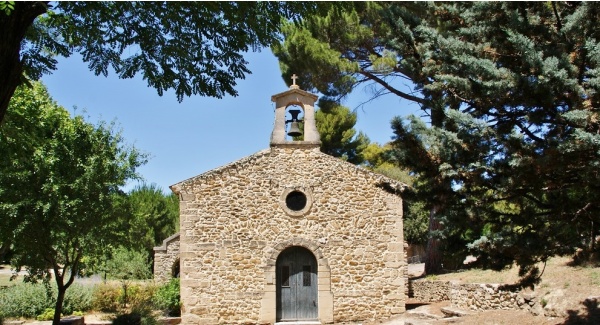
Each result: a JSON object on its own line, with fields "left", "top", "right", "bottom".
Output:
{"left": 276, "top": 246, "right": 318, "bottom": 321}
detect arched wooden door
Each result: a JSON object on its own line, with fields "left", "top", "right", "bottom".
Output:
{"left": 276, "top": 246, "right": 318, "bottom": 321}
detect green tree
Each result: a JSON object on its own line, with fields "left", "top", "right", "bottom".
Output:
{"left": 274, "top": 2, "right": 600, "bottom": 280}
{"left": 0, "top": 2, "right": 346, "bottom": 124}
{"left": 315, "top": 99, "right": 370, "bottom": 164}
{"left": 0, "top": 82, "right": 146, "bottom": 324}
{"left": 125, "top": 183, "right": 179, "bottom": 257}
{"left": 272, "top": 2, "right": 448, "bottom": 274}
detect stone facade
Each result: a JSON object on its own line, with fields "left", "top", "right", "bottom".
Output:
{"left": 154, "top": 233, "right": 181, "bottom": 283}
{"left": 165, "top": 84, "right": 407, "bottom": 324}
{"left": 171, "top": 147, "right": 406, "bottom": 324}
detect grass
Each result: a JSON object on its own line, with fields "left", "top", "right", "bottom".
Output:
{"left": 590, "top": 270, "right": 600, "bottom": 286}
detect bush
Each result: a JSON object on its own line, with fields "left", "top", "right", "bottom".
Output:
{"left": 0, "top": 282, "right": 93, "bottom": 318}
{"left": 63, "top": 284, "right": 94, "bottom": 315}
{"left": 153, "top": 278, "right": 180, "bottom": 316}
{"left": 36, "top": 308, "right": 57, "bottom": 321}
{"left": 127, "top": 283, "right": 157, "bottom": 308}
{"left": 0, "top": 282, "right": 52, "bottom": 318}
{"left": 91, "top": 283, "right": 121, "bottom": 312}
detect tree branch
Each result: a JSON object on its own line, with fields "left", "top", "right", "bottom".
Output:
{"left": 358, "top": 70, "right": 425, "bottom": 104}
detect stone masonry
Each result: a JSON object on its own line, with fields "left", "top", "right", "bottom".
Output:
{"left": 167, "top": 83, "right": 408, "bottom": 324}
{"left": 154, "top": 233, "right": 180, "bottom": 283}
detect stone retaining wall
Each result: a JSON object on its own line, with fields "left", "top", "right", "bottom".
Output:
{"left": 451, "top": 283, "right": 520, "bottom": 311}
{"left": 410, "top": 280, "right": 450, "bottom": 302}
{"left": 410, "top": 280, "right": 521, "bottom": 311}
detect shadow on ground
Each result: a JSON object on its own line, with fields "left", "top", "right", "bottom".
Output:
{"left": 562, "top": 297, "right": 600, "bottom": 325}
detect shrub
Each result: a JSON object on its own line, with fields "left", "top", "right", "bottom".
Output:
{"left": 127, "top": 283, "right": 157, "bottom": 308}
{"left": 91, "top": 283, "right": 121, "bottom": 312}
{"left": 0, "top": 282, "right": 52, "bottom": 318}
{"left": 0, "top": 281, "right": 93, "bottom": 318}
{"left": 153, "top": 278, "right": 180, "bottom": 316}
{"left": 63, "top": 284, "right": 94, "bottom": 315}
{"left": 36, "top": 308, "right": 57, "bottom": 321}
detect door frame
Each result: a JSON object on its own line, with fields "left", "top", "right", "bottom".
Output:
{"left": 259, "top": 238, "right": 333, "bottom": 324}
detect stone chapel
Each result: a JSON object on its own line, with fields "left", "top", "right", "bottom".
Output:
{"left": 154, "top": 80, "right": 408, "bottom": 324}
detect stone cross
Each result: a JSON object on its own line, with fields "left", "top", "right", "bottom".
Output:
{"left": 290, "top": 74, "right": 299, "bottom": 89}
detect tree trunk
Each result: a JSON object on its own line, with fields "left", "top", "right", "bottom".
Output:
{"left": 425, "top": 206, "right": 443, "bottom": 274}
{"left": 53, "top": 286, "right": 66, "bottom": 325}
{"left": 0, "top": 2, "right": 47, "bottom": 124}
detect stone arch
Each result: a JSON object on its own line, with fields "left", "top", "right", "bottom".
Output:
{"left": 259, "top": 238, "right": 333, "bottom": 324}
{"left": 171, "top": 258, "right": 180, "bottom": 278}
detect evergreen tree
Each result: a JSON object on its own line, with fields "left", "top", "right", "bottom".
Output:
{"left": 125, "top": 183, "right": 179, "bottom": 257}
{"left": 274, "top": 2, "right": 600, "bottom": 280}
{"left": 315, "top": 99, "right": 370, "bottom": 164}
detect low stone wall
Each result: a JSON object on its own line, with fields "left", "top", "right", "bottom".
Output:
{"left": 410, "top": 280, "right": 451, "bottom": 302}
{"left": 451, "top": 283, "right": 520, "bottom": 311}
{"left": 410, "top": 280, "right": 520, "bottom": 311}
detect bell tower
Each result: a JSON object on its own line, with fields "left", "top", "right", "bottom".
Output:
{"left": 270, "top": 74, "right": 321, "bottom": 148}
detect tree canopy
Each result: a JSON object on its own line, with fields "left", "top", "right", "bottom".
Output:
{"left": 315, "top": 99, "right": 370, "bottom": 164}
{"left": 0, "top": 81, "right": 146, "bottom": 324}
{"left": 0, "top": 1, "right": 345, "bottom": 124}
{"left": 124, "top": 183, "right": 179, "bottom": 257}
{"left": 274, "top": 2, "right": 600, "bottom": 281}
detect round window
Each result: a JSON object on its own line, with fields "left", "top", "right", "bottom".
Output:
{"left": 279, "top": 187, "right": 313, "bottom": 217}
{"left": 286, "top": 190, "right": 307, "bottom": 211}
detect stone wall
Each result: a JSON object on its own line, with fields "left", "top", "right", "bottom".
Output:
{"left": 410, "top": 280, "right": 451, "bottom": 302}
{"left": 410, "top": 280, "right": 521, "bottom": 311}
{"left": 172, "top": 146, "right": 407, "bottom": 324}
{"left": 451, "top": 283, "right": 520, "bottom": 311}
{"left": 153, "top": 233, "right": 180, "bottom": 283}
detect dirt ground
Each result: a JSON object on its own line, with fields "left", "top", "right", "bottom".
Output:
{"left": 397, "top": 257, "right": 600, "bottom": 325}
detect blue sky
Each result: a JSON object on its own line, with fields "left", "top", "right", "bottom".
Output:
{"left": 42, "top": 50, "right": 418, "bottom": 193}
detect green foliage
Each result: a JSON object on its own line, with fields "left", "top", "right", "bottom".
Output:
{"left": 153, "top": 278, "right": 181, "bottom": 317}
{"left": 124, "top": 184, "right": 179, "bottom": 256}
{"left": 315, "top": 99, "right": 370, "bottom": 164}
{"left": 91, "top": 283, "right": 121, "bottom": 312}
{"left": 0, "top": 283, "right": 50, "bottom": 318}
{"left": 105, "top": 247, "right": 152, "bottom": 282}
{"left": 103, "top": 247, "right": 152, "bottom": 308}
{"left": 0, "top": 1, "right": 14, "bottom": 15}
{"left": 275, "top": 1, "right": 600, "bottom": 280}
{"left": 0, "top": 282, "right": 93, "bottom": 318}
{"left": 37, "top": 308, "right": 57, "bottom": 321}
{"left": 0, "top": 2, "right": 347, "bottom": 123}
{"left": 0, "top": 81, "right": 145, "bottom": 323}
{"left": 126, "top": 284, "right": 157, "bottom": 309}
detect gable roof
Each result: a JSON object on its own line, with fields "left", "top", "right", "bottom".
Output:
{"left": 170, "top": 148, "right": 408, "bottom": 195}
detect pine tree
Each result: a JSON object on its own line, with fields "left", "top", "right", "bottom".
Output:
{"left": 274, "top": 2, "right": 600, "bottom": 280}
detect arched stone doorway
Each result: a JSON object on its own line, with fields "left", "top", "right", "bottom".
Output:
{"left": 259, "top": 238, "right": 333, "bottom": 324}
{"left": 276, "top": 246, "right": 318, "bottom": 321}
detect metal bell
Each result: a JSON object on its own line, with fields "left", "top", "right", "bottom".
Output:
{"left": 287, "top": 121, "right": 302, "bottom": 137}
